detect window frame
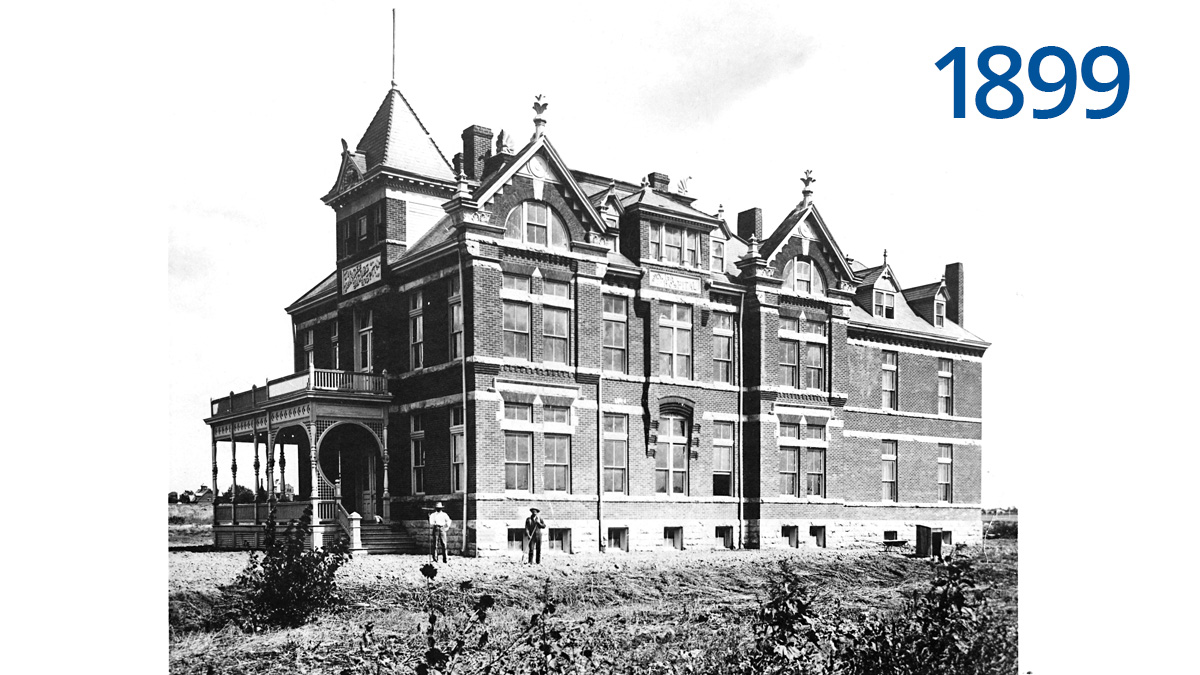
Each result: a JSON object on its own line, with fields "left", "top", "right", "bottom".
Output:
{"left": 710, "top": 239, "right": 725, "bottom": 272}
{"left": 712, "top": 420, "right": 734, "bottom": 496}
{"left": 881, "top": 439, "right": 898, "bottom": 502}
{"left": 449, "top": 278, "right": 464, "bottom": 361}
{"left": 658, "top": 302, "right": 693, "bottom": 379}
{"left": 602, "top": 295, "right": 628, "bottom": 374}
{"left": 649, "top": 223, "right": 702, "bottom": 268}
{"left": 882, "top": 351, "right": 898, "bottom": 410}
{"left": 544, "top": 434, "right": 571, "bottom": 492}
{"left": 504, "top": 201, "right": 570, "bottom": 250}
{"left": 504, "top": 432, "right": 533, "bottom": 491}
{"left": 602, "top": 414, "right": 628, "bottom": 494}
{"left": 451, "top": 407, "right": 465, "bottom": 493}
{"left": 712, "top": 312, "right": 735, "bottom": 384}
{"left": 355, "top": 309, "right": 373, "bottom": 373}
{"left": 934, "top": 299, "right": 946, "bottom": 327}
{"left": 502, "top": 302, "right": 532, "bottom": 360}
{"left": 937, "top": 443, "right": 953, "bottom": 503}
{"left": 937, "top": 358, "right": 954, "bottom": 415}
{"left": 542, "top": 305, "right": 570, "bottom": 364}
{"left": 409, "top": 290, "right": 424, "bottom": 370}
{"left": 873, "top": 290, "right": 896, "bottom": 319}
{"left": 410, "top": 414, "right": 425, "bottom": 495}
{"left": 655, "top": 414, "right": 689, "bottom": 496}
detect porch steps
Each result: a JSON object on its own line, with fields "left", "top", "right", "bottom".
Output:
{"left": 359, "top": 522, "right": 417, "bottom": 555}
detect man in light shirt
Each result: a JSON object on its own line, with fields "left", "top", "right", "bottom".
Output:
{"left": 428, "top": 501, "right": 451, "bottom": 563}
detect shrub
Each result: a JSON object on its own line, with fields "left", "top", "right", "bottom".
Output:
{"left": 232, "top": 505, "right": 351, "bottom": 629}
{"left": 985, "top": 519, "right": 1018, "bottom": 539}
{"left": 168, "top": 491, "right": 179, "bottom": 504}
{"left": 216, "top": 485, "right": 267, "bottom": 504}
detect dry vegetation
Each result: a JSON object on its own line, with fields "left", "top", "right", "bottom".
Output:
{"left": 169, "top": 503, "right": 213, "bottom": 549}
{"left": 168, "top": 538, "right": 1017, "bottom": 674}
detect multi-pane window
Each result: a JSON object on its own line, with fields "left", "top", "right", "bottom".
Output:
{"left": 779, "top": 447, "right": 798, "bottom": 496}
{"left": 504, "top": 202, "right": 569, "bottom": 249}
{"left": 801, "top": 318, "right": 826, "bottom": 336}
{"left": 451, "top": 407, "right": 465, "bottom": 492}
{"left": 544, "top": 405, "right": 570, "bottom": 425}
{"left": 502, "top": 302, "right": 531, "bottom": 359}
{"left": 711, "top": 240, "right": 725, "bottom": 272}
{"left": 882, "top": 351, "right": 898, "bottom": 410}
{"left": 780, "top": 316, "right": 799, "bottom": 332}
{"left": 881, "top": 440, "right": 898, "bottom": 502}
{"left": 330, "top": 322, "right": 339, "bottom": 369}
{"left": 304, "top": 329, "right": 314, "bottom": 368}
{"left": 780, "top": 340, "right": 799, "bottom": 388}
{"left": 712, "top": 312, "right": 734, "bottom": 384}
{"left": 937, "top": 444, "right": 953, "bottom": 502}
{"left": 805, "top": 344, "right": 825, "bottom": 390}
{"left": 780, "top": 423, "right": 826, "bottom": 497}
{"left": 602, "top": 414, "right": 627, "bottom": 493}
{"left": 449, "top": 277, "right": 463, "bottom": 360}
{"left": 504, "top": 403, "right": 532, "bottom": 422}
{"left": 712, "top": 421, "right": 734, "bottom": 496}
{"left": 543, "top": 307, "right": 570, "bottom": 364}
{"left": 356, "top": 309, "right": 373, "bottom": 372}
{"left": 544, "top": 435, "right": 570, "bottom": 492}
{"left": 602, "top": 295, "right": 627, "bottom": 373}
{"left": 934, "top": 299, "right": 946, "bottom": 327}
{"left": 504, "top": 433, "right": 532, "bottom": 490}
{"left": 543, "top": 279, "right": 570, "bottom": 298}
{"left": 409, "top": 291, "right": 423, "bottom": 369}
{"left": 656, "top": 415, "right": 688, "bottom": 495}
{"left": 783, "top": 258, "right": 825, "bottom": 295}
{"left": 658, "top": 302, "right": 693, "bottom": 379}
{"left": 410, "top": 415, "right": 425, "bottom": 494}
{"left": 805, "top": 447, "right": 825, "bottom": 497}
{"left": 873, "top": 290, "right": 896, "bottom": 319}
{"left": 502, "top": 274, "right": 531, "bottom": 293}
{"left": 357, "top": 215, "right": 369, "bottom": 247}
{"left": 937, "top": 358, "right": 954, "bottom": 415}
{"left": 648, "top": 223, "right": 701, "bottom": 268}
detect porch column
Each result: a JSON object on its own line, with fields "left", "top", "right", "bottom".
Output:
{"left": 253, "top": 428, "right": 261, "bottom": 524}
{"left": 381, "top": 417, "right": 390, "bottom": 520}
{"left": 278, "top": 444, "right": 286, "bottom": 499}
{"left": 266, "top": 427, "right": 276, "bottom": 507}
{"left": 307, "top": 422, "right": 322, "bottom": 549}
{"left": 231, "top": 436, "right": 238, "bottom": 526}
{"left": 211, "top": 432, "right": 218, "bottom": 526}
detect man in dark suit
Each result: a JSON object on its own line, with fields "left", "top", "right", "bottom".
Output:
{"left": 524, "top": 507, "right": 546, "bottom": 564}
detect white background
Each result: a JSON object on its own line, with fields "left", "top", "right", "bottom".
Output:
{"left": 3, "top": 1, "right": 1197, "bottom": 671}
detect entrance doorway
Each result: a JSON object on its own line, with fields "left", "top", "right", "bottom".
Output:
{"left": 318, "top": 423, "right": 382, "bottom": 519}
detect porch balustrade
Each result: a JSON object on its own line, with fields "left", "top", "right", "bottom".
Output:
{"left": 211, "top": 367, "right": 389, "bottom": 417}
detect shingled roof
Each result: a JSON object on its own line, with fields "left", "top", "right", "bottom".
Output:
{"left": 620, "top": 186, "right": 720, "bottom": 224}
{"left": 356, "top": 87, "right": 455, "bottom": 182}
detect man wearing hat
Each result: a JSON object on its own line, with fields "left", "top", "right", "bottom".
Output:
{"left": 524, "top": 507, "right": 546, "bottom": 564}
{"left": 428, "top": 502, "right": 451, "bottom": 563}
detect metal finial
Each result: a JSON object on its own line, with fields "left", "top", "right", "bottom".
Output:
{"left": 801, "top": 169, "right": 816, "bottom": 188}
{"left": 717, "top": 204, "right": 724, "bottom": 219}
{"left": 532, "top": 94, "right": 549, "bottom": 139}
{"left": 883, "top": 249, "right": 888, "bottom": 265}
{"left": 747, "top": 234, "right": 760, "bottom": 258}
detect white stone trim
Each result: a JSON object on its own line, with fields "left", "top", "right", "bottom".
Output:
{"left": 493, "top": 379, "right": 580, "bottom": 398}
{"left": 843, "top": 406, "right": 982, "bottom": 423}
{"left": 773, "top": 405, "right": 833, "bottom": 419}
{"left": 394, "top": 392, "right": 482, "bottom": 413}
{"left": 842, "top": 429, "right": 983, "bottom": 446}
{"left": 702, "top": 411, "right": 741, "bottom": 422}
{"left": 846, "top": 338, "right": 984, "bottom": 362}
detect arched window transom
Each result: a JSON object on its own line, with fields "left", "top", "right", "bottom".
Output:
{"left": 782, "top": 257, "right": 826, "bottom": 296}
{"left": 504, "top": 201, "right": 570, "bottom": 249}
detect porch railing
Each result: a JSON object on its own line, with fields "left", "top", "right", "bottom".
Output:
{"left": 213, "top": 499, "right": 313, "bottom": 526}
{"left": 211, "top": 367, "right": 388, "bottom": 416}
{"left": 336, "top": 503, "right": 363, "bottom": 550}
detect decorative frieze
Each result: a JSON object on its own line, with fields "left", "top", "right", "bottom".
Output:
{"left": 341, "top": 254, "right": 382, "bottom": 294}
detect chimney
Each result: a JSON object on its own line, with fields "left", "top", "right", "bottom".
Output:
{"left": 461, "top": 125, "right": 493, "bottom": 180}
{"left": 737, "top": 207, "right": 763, "bottom": 242}
{"left": 647, "top": 172, "right": 670, "bottom": 191}
{"left": 944, "top": 262, "right": 965, "bottom": 326}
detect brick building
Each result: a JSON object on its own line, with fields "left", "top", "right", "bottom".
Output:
{"left": 204, "top": 85, "right": 988, "bottom": 555}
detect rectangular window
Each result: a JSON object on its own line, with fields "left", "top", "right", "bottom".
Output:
{"left": 330, "top": 321, "right": 339, "bottom": 370}
{"left": 805, "top": 448, "right": 825, "bottom": 497}
{"left": 602, "top": 295, "right": 627, "bottom": 373}
{"left": 409, "top": 291, "right": 424, "bottom": 370}
{"left": 938, "top": 444, "right": 953, "bottom": 502}
{"left": 779, "top": 316, "right": 799, "bottom": 333}
{"left": 780, "top": 339, "right": 799, "bottom": 388}
{"left": 358, "top": 215, "right": 369, "bottom": 245}
{"left": 304, "top": 329, "right": 314, "bottom": 368}
{"left": 805, "top": 343, "right": 825, "bottom": 390}
{"left": 873, "top": 290, "right": 896, "bottom": 319}
{"left": 795, "top": 260, "right": 813, "bottom": 293}
{"left": 543, "top": 307, "right": 570, "bottom": 364}
{"left": 801, "top": 318, "right": 826, "bottom": 336}
{"left": 548, "top": 528, "right": 572, "bottom": 553}
{"left": 780, "top": 422, "right": 799, "bottom": 439}
{"left": 607, "top": 527, "right": 629, "bottom": 552}
{"left": 713, "top": 421, "right": 733, "bottom": 496}
{"left": 662, "top": 225, "right": 682, "bottom": 263}
{"left": 356, "top": 309, "right": 373, "bottom": 372}
{"left": 658, "top": 302, "right": 693, "bottom": 379}
{"left": 526, "top": 203, "right": 548, "bottom": 246}
{"left": 882, "top": 351, "right": 898, "bottom": 410}
{"left": 934, "top": 300, "right": 946, "bottom": 327}
{"left": 937, "top": 358, "right": 954, "bottom": 415}
{"left": 780, "top": 447, "right": 798, "bottom": 495}
{"left": 655, "top": 416, "right": 688, "bottom": 495}
{"left": 451, "top": 416, "right": 465, "bottom": 493}
{"left": 881, "top": 440, "right": 898, "bottom": 502}
{"left": 503, "top": 303, "right": 531, "bottom": 360}
{"left": 502, "top": 274, "right": 531, "bottom": 293}
{"left": 664, "top": 527, "right": 683, "bottom": 550}
{"left": 543, "top": 279, "right": 570, "bottom": 298}
{"left": 684, "top": 230, "right": 699, "bottom": 267}
{"left": 449, "top": 302, "right": 464, "bottom": 360}
{"left": 805, "top": 423, "right": 826, "bottom": 440}
{"left": 544, "top": 405, "right": 570, "bottom": 425}
{"left": 602, "top": 414, "right": 627, "bottom": 493}
{"left": 504, "top": 433, "right": 532, "bottom": 490}
{"left": 410, "top": 414, "right": 425, "bottom": 494}
{"left": 649, "top": 225, "right": 661, "bottom": 260}
{"left": 544, "top": 435, "right": 570, "bottom": 492}
{"left": 711, "top": 240, "right": 725, "bottom": 272}
{"left": 713, "top": 311, "right": 734, "bottom": 384}
{"left": 504, "top": 403, "right": 532, "bottom": 422}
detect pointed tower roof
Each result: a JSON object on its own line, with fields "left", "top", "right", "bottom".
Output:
{"left": 355, "top": 87, "right": 455, "bottom": 182}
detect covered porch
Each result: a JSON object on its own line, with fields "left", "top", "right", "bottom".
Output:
{"left": 203, "top": 366, "right": 394, "bottom": 551}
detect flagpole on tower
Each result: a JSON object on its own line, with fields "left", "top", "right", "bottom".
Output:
{"left": 391, "top": 7, "right": 397, "bottom": 88}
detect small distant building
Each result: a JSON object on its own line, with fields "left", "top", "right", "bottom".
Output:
{"left": 194, "top": 486, "right": 214, "bottom": 505}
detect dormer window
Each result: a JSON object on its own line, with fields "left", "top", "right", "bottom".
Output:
{"left": 782, "top": 258, "right": 825, "bottom": 295}
{"left": 934, "top": 298, "right": 946, "bottom": 327}
{"left": 711, "top": 240, "right": 725, "bottom": 272}
{"left": 873, "top": 290, "right": 895, "bottom": 319}
{"left": 648, "top": 223, "right": 700, "bottom": 268}
{"left": 504, "top": 201, "right": 569, "bottom": 249}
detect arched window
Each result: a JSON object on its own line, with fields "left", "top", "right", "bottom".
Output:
{"left": 504, "top": 201, "right": 570, "bottom": 249}
{"left": 656, "top": 414, "right": 689, "bottom": 495}
{"left": 782, "top": 257, "right": 826, "bottom": 295}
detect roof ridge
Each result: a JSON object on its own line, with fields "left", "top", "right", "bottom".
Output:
{"left": 390, "top": 87, "right": 453, "bottom": 171}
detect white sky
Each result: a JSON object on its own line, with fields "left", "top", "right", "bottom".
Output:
{"left": 8, "top": 1, "right": 1199, "bottom": 671}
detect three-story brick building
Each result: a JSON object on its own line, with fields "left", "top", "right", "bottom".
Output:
{"left": 204, "top": 85, "right": 988, "bottom": 555}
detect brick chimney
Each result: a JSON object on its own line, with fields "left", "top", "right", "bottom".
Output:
{"left": 461, "top": 125, "right": 493, "bottom": 180}
{"left": 944, "top": 262, "right": 965, "bottom": 326}
{"left": 737, "top": 208, "right": 763, "bottom": 242}
{"left": 647, "top": 172, "right": 670, "bottom": 191}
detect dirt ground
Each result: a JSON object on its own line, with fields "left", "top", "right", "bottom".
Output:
{"left": 169, "top": 539, "right": 1017, "bottom": 674}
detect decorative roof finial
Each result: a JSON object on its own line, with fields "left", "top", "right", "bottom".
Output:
{"left": 717, "top": 204, "right": 725, "bottom": 220}
{"left": 883, "top": 249, "right": 888, "bottom": 265}
{"left": 456, "top": 166, "right": 470, "bottom": 197}
{"left": 390, "top": 8, "right": 398, "bottom": 89}
{"left": 496, "top": 129, "right": 514, "bottom": 155}
{"left": 747, "top": 233, "right": 760, "bottom": 258}
{"left": 800, "top": 169, "right": 816, "bottom": 208}
{"left": 532, "top": 94, "right": 549, "bottom": 140}
{"left": 640, "top": 175, "right": 650, "bottom": 188}
{"left": 677, "top": 176, "right": 692, "bottom": 195}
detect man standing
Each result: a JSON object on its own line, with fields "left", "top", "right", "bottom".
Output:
{"left": 524, "top": 507, "right": 546, "bottom": 564}
{"left": 429, "top": 502, "right": 451, "bottom": 563}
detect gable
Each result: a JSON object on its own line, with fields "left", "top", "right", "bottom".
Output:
{"left": 873, "top": 269, "right": 900, "bottom": 293}
{"left": 762, "top": 205, "right": 856, "bottom": 291}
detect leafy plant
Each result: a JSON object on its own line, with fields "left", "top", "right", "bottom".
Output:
{"left": 232, "top": 505, "right": 351, "bottom": 629}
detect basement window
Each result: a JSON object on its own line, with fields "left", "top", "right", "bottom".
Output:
{"left": 548, "top": 528, "right": 572, "bottom": 553}
{"left": 607, "top": 527, "right": 629, "bottom": 552}
{"left": 663, "top": 527, "right": 684, "bottom": 550}
{"left": 507, "top": 528, "right": 525, "bottom": 551}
